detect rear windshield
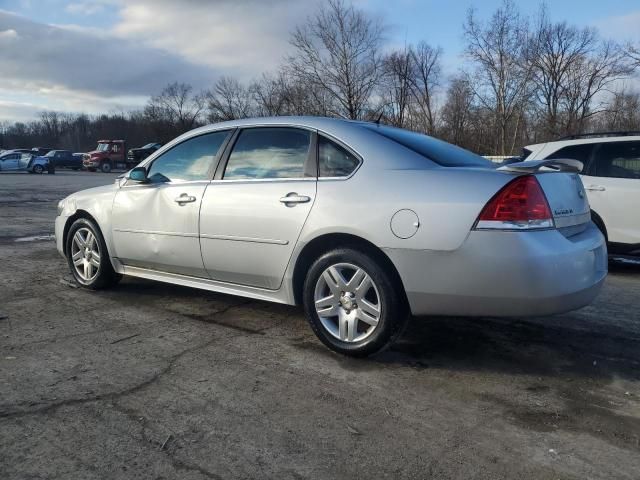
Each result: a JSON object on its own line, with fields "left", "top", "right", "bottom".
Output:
{"left": 363, "top": 124, "right": 492, "bottom": 168}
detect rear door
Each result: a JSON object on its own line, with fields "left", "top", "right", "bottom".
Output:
{"left": 199, "top": 126, "right": 317, "bottom": 289}
{"left": 583, "top": 141, "right": 640, "bottom": 244}
{"left": 111, "top": 130, "right": 231, "bottom": 277}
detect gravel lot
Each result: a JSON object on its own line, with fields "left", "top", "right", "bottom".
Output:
{"left": 1, "top": 171, "right": 639, "bottom": 479}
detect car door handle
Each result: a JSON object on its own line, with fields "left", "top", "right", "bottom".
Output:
{"left": 585, "top": 185, "right": 606, "bottom": 191}
{"left": 174, "top": 193, "right": 197, "bottom": 204}
{"left": 279, "top": 193, "right": 311, "bottom": 205}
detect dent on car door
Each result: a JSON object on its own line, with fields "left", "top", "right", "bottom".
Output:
{"left": 111, "top": 130, "right": 231, "bottom": 277}
{"left": 199, "top": 127, "right": 317, "bottom": 289}
{"left": 585, "top": 141, "right": 640, "bottom": 244}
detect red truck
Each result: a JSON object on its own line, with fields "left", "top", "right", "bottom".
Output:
{"left": 84, "top": 140, "right": 127, "bottom": 173}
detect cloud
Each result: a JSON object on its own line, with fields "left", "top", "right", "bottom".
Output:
{"left": 0, "top": 27, "right": 18, "bottom": 39}
{"left": 595, "top": 10, "right": 640, "bottom": 43}
{"left": 0, "top": 9, "right": 221, "bottom": 120}
{"left": 0, "top": 0, "right": 324, "bottom": 121}
{"left": 65, "top": 2, "right": 106, "bottom": 16}
{"left": 112, "top": 0, "right": 320, "bottom": 79}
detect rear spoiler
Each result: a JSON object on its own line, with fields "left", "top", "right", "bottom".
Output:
{"left": 498, "top": 158, "right": 583, "bottom": 174}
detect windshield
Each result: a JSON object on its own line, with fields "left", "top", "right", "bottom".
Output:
{"left": 363, "top": 124, "right": 492, "bottom": 168}
{"left": 142, "top": 143, "right": 156, "bottom": 149}
{"left": 97, "top": 143, "right": 111, "bottom": 152}
{"left": 45, "top": 151, "right": 56, "bottom": 157}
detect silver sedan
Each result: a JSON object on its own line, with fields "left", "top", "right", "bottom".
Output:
{"left": 55, "top": 117, "right": 607, "bottom": 356}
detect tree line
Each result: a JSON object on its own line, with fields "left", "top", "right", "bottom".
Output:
{"left": 1, "top": 0, "right": 639, "bottom": 156}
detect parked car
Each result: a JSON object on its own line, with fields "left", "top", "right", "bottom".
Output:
{"left": 84, "top": 140, "right": 126, "bottom": 172}
{"left": 0, "top": 151, "right": 49, "bottom": 173}
{"left": 42, "top": 150, "right": 82, "bottom": 170}
{"left": 523, "top": 131, "right": 640, "bottom": 256}
{"left": 55, "top": 117, "right": 607, "bottom": 356}
{"left": 127, "top": 143, "right": 162, "bottom": 164}
{"left": 73, "top": 153, "right": 89, "bottom": 167}
{"left": 31, "top": 147, "right": 54, "bottom": 157}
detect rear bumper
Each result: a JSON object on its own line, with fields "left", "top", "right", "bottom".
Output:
{"left": 385, "top": 222, "right": 607, "bottom": 317}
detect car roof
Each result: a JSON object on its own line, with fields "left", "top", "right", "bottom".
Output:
{"left": 525, "top": 134, "right": 640, "bottom": 159}
{"left": 189, "top": 116, "right": 365, "bottom": 135}
{"left": 527, "top": 134, "right": 640, "bottom": 150}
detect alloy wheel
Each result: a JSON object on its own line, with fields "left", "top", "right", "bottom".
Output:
{"left": 314, "top": 262, "right": 381, "bottom": 343}
{"left": 70, "top": 227, "right": 101, "bottom": 282}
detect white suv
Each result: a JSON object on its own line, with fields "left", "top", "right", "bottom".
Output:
{"left": 524, "top": 132, "right": 640, "bottom": 255}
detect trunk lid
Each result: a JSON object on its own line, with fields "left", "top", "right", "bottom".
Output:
{"left": 498, "top": 157, "right": 591, "bottom": 232}
{"left": 535, "top": 172, "right": 590, "bottom": 231}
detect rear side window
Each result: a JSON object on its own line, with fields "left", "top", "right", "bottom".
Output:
{"left": 224, "top": 127, "right": 311, "bottom": 180}
{"left": 546, "top": 144, "right": 594, "bottom": 170}
{"left": 593, "top": 141, "right": 640, "bottom": 179}
{"left": 318, "top": 135, "right": 359, "bottom": 177}
{"left": 363, "top": 124, "right": 491, "bottom": 167}
{"left": 148, "top": 131, "right": 229, "bottom": 182}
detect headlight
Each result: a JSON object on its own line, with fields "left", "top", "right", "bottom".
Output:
{"left": 57, "top": 199, "right": 65, "bottom": 216}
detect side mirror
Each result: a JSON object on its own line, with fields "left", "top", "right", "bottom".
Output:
{"left": 129, "top": 166, "right": 148, "bottom": 183}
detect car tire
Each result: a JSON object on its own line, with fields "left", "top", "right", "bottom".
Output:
{"left": 65, "top": 218, "right": 121, "bottom": 290}
{"left": 101, "top": 161, "right": 112, "bottom": 173}
{"left": 302, "top": 247, "right": 408, "bottom": 357}
{"left": 33, "top": 164, "right": 44, "bottom": 174}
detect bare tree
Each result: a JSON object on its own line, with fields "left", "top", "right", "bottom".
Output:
{"left": 206, "top": 76, "right": 254, "bottom": 121}
{"left": 440, "top": 75, "right": 476, "bottom": 148}
{"left": 145, "top": 82, "right": 205, "bottom": 136}
{"left": 381, "top": 47, "right": 414, "bottom": 127}
{"left": 593, "top": 89, "right": 640, "bottom": 131}
{"left": 288, "top": 0, "right": 384, "bottom": 119}
{"left": 250, "top": 73, "right": 291, "bottom": 117}
{"left": 561, "top": 40, "right": 632, "bottom": 134}
{"left": 626, "top": 42, "right": 640, "bottom": 69}
{"left": 409, "top": 42, "right": 442, "bottom": 134}
{"left": 531, "top": 13, "right": 597, "bottom": 137}
{"left": 463, "top": 0, "right": 537, "bottom": 155}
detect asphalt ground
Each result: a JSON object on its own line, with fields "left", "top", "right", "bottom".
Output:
{"left": 1, "top": 170, "right": 639, "bottom": 479}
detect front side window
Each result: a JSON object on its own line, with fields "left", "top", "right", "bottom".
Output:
{"left": 148, "top": 131, "right": 229, "bottom": 182}
{"left": 224, "top": 127, "right": 311, "bottom": 180}
{"left": 593, "top": 141, "right": 640, "bottom": 179}
{"left": 318, "top": 135, "right": 359, "bottom": 177}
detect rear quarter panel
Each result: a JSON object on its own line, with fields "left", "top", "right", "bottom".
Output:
{"left": 299, "top": 165, "right": 513, "bottom": 252}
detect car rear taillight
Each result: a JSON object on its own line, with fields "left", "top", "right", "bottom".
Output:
{"left": 475, "top": 175, "right": 554, "bottom": 230}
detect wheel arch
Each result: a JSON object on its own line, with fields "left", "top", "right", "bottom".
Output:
{"left": 291, "top": 232, "right": 409, "bottom": 308}
{"left": 63, "top": 210, "right": 106, "bottom": 256}
{"left": 590, "top": 209, "right": 608, "bottom": 241}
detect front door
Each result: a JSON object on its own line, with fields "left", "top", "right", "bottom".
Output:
{"left": 111, "top": 130, "right": 231, "bottom": 277}
{"left": 200, "top": 127, "right": 317, "bottom": 289}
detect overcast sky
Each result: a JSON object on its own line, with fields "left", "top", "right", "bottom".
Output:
{"left": 0, "top": 0, "right": 638, "bottom": 122}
